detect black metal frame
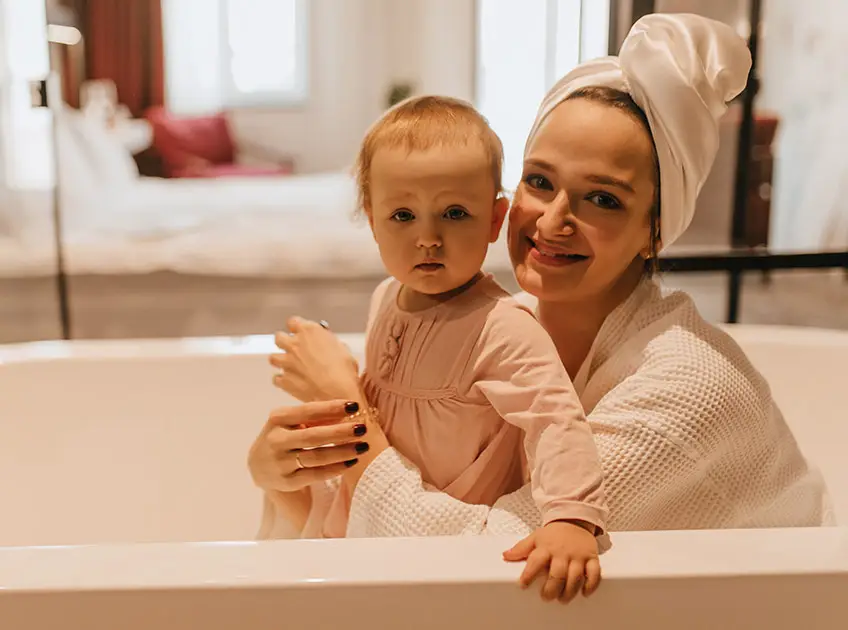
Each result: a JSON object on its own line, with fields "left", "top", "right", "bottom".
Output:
{"left": 36, "top": 74, "right": 72, "bottom": 340}
{"left": 660, "top": 250, "right": 848, "bottom": 323}
{"left": 730, "top": 0, "right": 763, "bottom": 247}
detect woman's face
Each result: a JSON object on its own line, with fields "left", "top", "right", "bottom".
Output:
{"left": 508, "top": 97, "right": 657, "bottom": 305}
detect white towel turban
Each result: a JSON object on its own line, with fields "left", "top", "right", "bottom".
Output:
{"left": 525, "top": 13, "right": 752, "bottom": 249}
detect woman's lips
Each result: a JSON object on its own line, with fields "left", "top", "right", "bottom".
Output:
{"left": 527, "top": 238, "right": 589, "bottom": 267}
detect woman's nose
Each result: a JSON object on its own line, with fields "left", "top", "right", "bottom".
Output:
{"left": 536, "top": 194, "right": 576, "bottom": 238}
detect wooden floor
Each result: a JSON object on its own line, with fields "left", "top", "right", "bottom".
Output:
{"left": 1, "top": 269, "right": 846, "bottom": 344}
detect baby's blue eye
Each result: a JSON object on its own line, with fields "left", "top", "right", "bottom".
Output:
{"left": 391, "top": 209, "right": 415, "bottom": 222}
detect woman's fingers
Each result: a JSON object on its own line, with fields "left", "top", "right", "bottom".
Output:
{"left": 293, "top": 441, "right": 370, "bottom": 469}
{"left": 266, "top": 400, "right": 352, "bottom": 429}
{"left": 267, "top": 421, "right": 367, "bottom": 451}
{"left": 291, "top": 459, "right": 360, "bottom": 485}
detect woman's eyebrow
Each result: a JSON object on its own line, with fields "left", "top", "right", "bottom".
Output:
{"left": 586, "top": 174, "right": 635, "bottom": 193}
{"left": 524, "top": 158, "right": 555, "bottom": 171}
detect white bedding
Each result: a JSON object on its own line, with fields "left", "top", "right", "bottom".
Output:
{"left": 0, "top": 108, "right": 512, "bottom": 279}
{"left": 0, "top": 172, "right": 512, "bottom": 279}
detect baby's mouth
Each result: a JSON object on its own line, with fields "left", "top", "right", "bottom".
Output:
{"left": 415, "top": 262, "right": 445, "bottom": 272}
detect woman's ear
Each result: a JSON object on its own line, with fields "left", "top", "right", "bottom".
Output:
{"left": 489, "top": 196, "right": 509, "bottom": 243}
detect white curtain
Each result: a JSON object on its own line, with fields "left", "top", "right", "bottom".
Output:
{"left": 475, "top": 0, "right": 609, "bottom": 191}
{"left": 764, "top": 0, "right": 848, "bottom": 250}
{"left": 161, "top": 0, "right": 306, "bottom": 116}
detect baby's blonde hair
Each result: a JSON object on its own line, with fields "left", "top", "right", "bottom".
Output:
{"left": 354, "top": 95, "right": 504, "bottom": 215}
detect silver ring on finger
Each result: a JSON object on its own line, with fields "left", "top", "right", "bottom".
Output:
{"left": 319, "top": 320, "right": 330, "bottom": 330}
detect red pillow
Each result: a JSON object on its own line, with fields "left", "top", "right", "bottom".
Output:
{"left": 146, "top": 106, "right": 237, "bottom": 177}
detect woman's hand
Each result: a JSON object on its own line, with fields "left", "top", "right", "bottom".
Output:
{"left": 270, "top": 317, "right": 362, "bottom": 403}
{"left": 248, "top": 399, "right": 370, "bottom": 494}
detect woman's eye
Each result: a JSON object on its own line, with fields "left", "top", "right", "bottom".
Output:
{"left": 524, "top": 174, "right": 553, "bottom": 190}
{"left": 588, "top": 192, "right": 622, "bottom": 210}
{"left": 444, "top": 207, "right": 469, "bottom": 220}
{"left": 391, "top": 209, "right": 415, "bottom": 222}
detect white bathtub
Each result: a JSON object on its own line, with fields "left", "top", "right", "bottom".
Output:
{"left": 0, "top": 327, "right": 846, "bottom": 629}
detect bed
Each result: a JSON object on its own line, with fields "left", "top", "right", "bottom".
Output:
{"left": 0, "top": 108, "right": 514, "bottom": 342}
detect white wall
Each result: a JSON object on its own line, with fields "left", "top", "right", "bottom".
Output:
{"left": 229, "top": 0, "right": 475, "bottom": 174}
{"left": 655, "top": 0, "right": 749, "bottom": 36}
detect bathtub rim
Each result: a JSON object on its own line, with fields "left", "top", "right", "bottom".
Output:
{"left": 0, "top": 528, "right": 846, "bottom": 594}
{"left": 2, "top": 324, "right": 848, "bottom": 365}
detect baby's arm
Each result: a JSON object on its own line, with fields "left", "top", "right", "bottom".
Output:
{"left": 466, "top": 301, "right": 608, "bottom": 534}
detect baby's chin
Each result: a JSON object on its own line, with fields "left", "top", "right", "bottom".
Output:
{"left": 402, "top": 274, "right": 460, "bottom": 296}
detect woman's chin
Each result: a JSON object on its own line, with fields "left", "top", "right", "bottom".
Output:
{"left": 513, "top": 263, "right": 546, "bottom": 296}
{"left": 514, "top": 258, "right": 585, "bottom": 301}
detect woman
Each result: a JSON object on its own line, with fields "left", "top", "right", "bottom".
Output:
{"left": 249, "top": 12, "right": 832, "bottom": 587}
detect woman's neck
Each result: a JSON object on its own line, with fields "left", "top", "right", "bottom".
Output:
{"left": 538, "top": 263, "right": 645, "bottom": 379}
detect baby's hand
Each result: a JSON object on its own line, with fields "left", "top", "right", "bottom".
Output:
{"left": 502, "top": 521, "right": 601, "bottom": 603}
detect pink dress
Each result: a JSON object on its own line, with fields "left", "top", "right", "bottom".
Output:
{"left": 321, "top": 274, "right": 608, "bottom": 537}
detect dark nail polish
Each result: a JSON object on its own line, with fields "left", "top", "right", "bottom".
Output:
{"left": 355, "top": 442, "right": 370, "bottom": 454}
{"left": 344, "top": 401, "right": 360, "bottom": 414}
{"left": 353, "top": 424, "right": 367, "bottom": 437}
{"left": 344, "top": 458, "right": 359, "bottom": 467}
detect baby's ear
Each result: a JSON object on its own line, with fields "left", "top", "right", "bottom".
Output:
{"left": 489, "top": 196, "right": 509, "bottom": 243}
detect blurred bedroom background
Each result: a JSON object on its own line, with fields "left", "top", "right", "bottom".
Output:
{"left": 0, "top": 0, "right": 845, "bottom": 343}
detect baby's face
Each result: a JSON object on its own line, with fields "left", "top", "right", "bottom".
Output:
{"left": 367, "top": 142, "right": 506, "bottom": 297}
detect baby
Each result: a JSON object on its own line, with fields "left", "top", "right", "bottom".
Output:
{"left": 286, "top": 95, "right": 608, "bottom": 590}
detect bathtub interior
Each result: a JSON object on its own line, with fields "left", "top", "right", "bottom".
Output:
{"left": 725, "top": 325, "right": 848, "bottom": 523}
{"left": 0, "top": 338, "right": 284, "bottom": 546}
{"left": 0, "top": 326, "right": 845, "bottom": 548}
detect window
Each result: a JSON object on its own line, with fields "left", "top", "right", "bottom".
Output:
{"left": 0, "top": 0, "right": 54, "bottom": 190}
{"left": 162, "top": 0, "right": 308, "bottom": 115}
{"left": 475, "top": 0, "right": 610, "bottom": 190}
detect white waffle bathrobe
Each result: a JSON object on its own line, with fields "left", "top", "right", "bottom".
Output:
{"left": 259, "top": 278, "right": 833, "bottom": 540}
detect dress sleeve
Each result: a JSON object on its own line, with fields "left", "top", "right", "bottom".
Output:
{"left": 466, "top": 302, "right": 607, "bottom": 530}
